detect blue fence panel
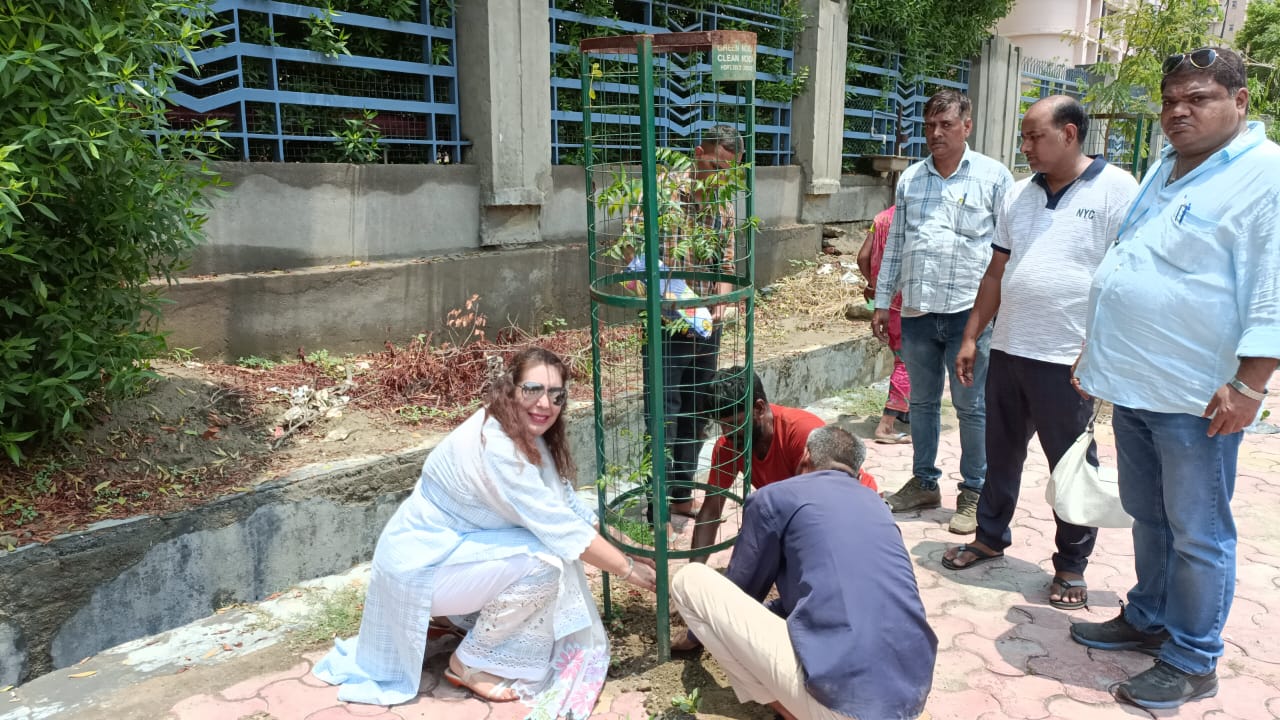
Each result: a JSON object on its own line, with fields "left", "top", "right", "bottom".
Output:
{"left": 842, "top": 36, "right": 970, "bottom": 165}
{"left": 168, "top": 0, "right": 464, "bottom": 163}
{"left": 548, "top": 1, "right": 798, "bottom": 166}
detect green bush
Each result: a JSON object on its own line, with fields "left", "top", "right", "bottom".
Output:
{"left": 0, "top": 0, "right": 221, "bottom": 463}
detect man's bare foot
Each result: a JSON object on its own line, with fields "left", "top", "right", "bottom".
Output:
{"left": 1049, "top": 571, "right": 1088, "bottom": 609}
{"left": 445, "top": 654, "right": 519, "bottom": 702}
{"left": 670, "top": 630, "right": 702, "bottom": 651}
{"left": 769, "top": 701, "right": 799, "bottom": 720}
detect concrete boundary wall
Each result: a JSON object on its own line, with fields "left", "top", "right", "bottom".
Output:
{"left": 193, "top": 164, "right": 888, "bottom": 276}
{"left": 161, "top": 224, "right": 820, "bottom": 361}
{"left": 0, "top": 336, "right": 891, "bottom": 687}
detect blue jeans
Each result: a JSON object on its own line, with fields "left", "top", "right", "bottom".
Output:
{"left": 1114, "top": 406, "right": 1241, "bottom": 676}
{"left": 898, "top": 311, "right": 990, "bottom": 492}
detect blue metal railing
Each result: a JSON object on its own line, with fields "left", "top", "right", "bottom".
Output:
{"left": 168, "top": 0, "right": 465, "bottom": 163}
{"left": 1012, "top": 59, "right": 1151, "bottom": 178}
{"left": 842, "top": 35, "right": 970, "bottom": 164}
{"left": 548, "top": 0, "right": 797, "bottom": 166}
{"left": 1012, "top": 57, "right": 1088, "bottom": 171}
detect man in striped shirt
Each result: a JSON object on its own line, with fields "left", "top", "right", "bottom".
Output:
{"left": 872, "top": 90, "right": 1014, "bottom": 534}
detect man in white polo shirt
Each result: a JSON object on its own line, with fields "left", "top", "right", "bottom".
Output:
{"left": 941, "top": 96, "right": 1138, "bottom": 610}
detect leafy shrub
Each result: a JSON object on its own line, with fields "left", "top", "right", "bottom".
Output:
{"left": 0, "top": 0, "right": 222, "bottom": 463}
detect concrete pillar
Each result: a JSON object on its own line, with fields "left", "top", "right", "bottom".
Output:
{"left": 967, "top": 35, "right": 1022, "bottom": 168}
{"left": 456, "top": 0, "right": 552, "bottom": 246}
{"left": 791, "top": 0, "right": 849, "bottom": 196}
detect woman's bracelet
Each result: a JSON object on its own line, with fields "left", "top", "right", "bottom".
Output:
{"left": 618, "top": 555, "right": 635, "bottom": 581}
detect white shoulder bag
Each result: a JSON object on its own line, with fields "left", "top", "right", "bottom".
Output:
{"left": 1045, "top": 402, "right": 1132, "bottom": 529}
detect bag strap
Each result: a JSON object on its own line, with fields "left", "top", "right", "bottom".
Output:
{"left": 1086, "top": 400, "right": 1102, "bottom": 433}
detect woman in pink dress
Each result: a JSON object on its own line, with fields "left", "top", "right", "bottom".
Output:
{"left": 857, "top": 205, "right": 911, "bottom": 443}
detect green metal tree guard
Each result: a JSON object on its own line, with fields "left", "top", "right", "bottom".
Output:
{"left": 581, "top": 31, "right": 757, "bottom": 661}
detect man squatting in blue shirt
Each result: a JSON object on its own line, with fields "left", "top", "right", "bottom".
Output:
{"left": 670, "top": 426, "right": 938, "bottom": 720}
{"left": 1068, "top": 47, "right": 1280, "bottom": 710}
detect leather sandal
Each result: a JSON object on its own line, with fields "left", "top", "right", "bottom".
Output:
{"left": 443, "top": 657, "right": 519, "bottom": 703}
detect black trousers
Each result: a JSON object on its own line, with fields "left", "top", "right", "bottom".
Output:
{"left": 976, "top": 349, "right": 1099, "bottom": 574}
{"left": 642, "top": 325, "right": 720, "bottom": 516}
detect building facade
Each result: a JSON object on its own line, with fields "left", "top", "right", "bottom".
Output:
{"left": 995, "top": 0, "right": 1117, "bottom": 65}
{"left": 1210, "top": 0, "right": 1252, "bottom": 44}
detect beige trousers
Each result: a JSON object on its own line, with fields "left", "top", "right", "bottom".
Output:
{"left": 670, "top": 563, "right": 856, "bottom": 720}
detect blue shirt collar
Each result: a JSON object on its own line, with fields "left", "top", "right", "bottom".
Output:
{"left": 925, "top": 143, "right": 972, "bottom": 178}
{"left": 1160, "top": 120, "right": 1267, "bottom": 166}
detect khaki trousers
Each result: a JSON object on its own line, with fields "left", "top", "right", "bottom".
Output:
{"left": 670, "top": 563, "right": 856, "bottom": 720}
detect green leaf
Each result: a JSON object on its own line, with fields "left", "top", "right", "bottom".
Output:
{"left": 29, "top": 202, "right": 58, "bottom": 221}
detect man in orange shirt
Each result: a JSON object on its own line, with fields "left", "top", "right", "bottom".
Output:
{"left": 688, "top": 367, "right": 878, "bottom": 561}
{"left": 672, "top": 367, "right": 878, "bottom": 652}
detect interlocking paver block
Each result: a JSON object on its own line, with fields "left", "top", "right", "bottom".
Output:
{"left": 923, "top": 688, "right": 1003, "bottom": 719}
{"left": 929, "top": 645, "right": 987, "bottom": 692}
{"left": 1215, "top": 675, "right": 1280, "bottom": 720}
{"left": 966, "top": 671, "right": 1064, "bottom": 719}
{"left": 929, "top": 614, "right": 977, "bottom": 651}
{"left": 305, "top": 707, "right": 399, "bottom": 720}
{"left": 391, "top": 697, "right": 493, "bottom": 720}
{"left": 942, "top": 601, "right": 1021, "bottom": 640}
{"left": 221, "top": 662, "right": 312, "bottom": 701}
{"left": 955, "top": 632, "right": 1043, "bottom": 676}
{"left": 258, "top": 678, "right": 344, "bottom": 720}
{"left": 170, "top": 694, "right": 269, "bottom": 720}
{"left": 1045, "top": 695, "right": 1150, "bottom": 718}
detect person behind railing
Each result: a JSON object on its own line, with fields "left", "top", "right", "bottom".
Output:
{"left": 312, "top": 347, "right": 656, "bottom": 716}
{"left": 614, "top": 125, "right": 744, "bottom": 523}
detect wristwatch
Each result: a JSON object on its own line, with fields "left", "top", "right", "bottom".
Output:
{"left": 1229, "top": 376, "right": 1268, "bottom": 402}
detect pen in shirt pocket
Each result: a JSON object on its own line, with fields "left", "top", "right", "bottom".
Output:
{"left": 1175, "top": 199, "right": 1191, "bottom": 224}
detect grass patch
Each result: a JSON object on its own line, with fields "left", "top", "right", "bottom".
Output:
{"left": 290, "top": 584, "right": 366, "bottom": 649}
{"left": 836, "top": 384, "right": 887, "bottom": 419}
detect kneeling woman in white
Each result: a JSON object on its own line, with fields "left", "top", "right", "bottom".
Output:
{"left": 313, "top": 347, "right": 655, "bottom": 717}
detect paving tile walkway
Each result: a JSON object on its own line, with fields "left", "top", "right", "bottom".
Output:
{"left": 5, "top": 377, "right": 1280, "bottom": 720}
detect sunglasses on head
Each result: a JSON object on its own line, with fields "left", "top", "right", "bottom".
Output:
{"left": 1162, "top": 48, "right": 1218, "bottom": 76}
{"left": 519, "top": 381, "right": 567, "bottom": 407}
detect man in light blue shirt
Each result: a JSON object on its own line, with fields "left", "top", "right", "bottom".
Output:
{"left": 872, "top": 89, "right": 1014, "bottom": 534}
{"left": 1070, "top": 47, "right": 1280, "bottom": 711}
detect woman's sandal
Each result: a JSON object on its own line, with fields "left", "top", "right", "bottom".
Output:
{"left": 443, "top": 658, "right": 519, "bottom": 703}
{"left": 874, "top": 431, "right": 912, "bottom": 445}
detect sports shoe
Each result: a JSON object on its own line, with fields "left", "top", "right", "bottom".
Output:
{"left": 1113, "top": 660, "right": 1218, "bottom": 709}
{"left": 1069, "top": 609, "right": 1169, "bottom": 656}
{"left": 948, "top": 488, "right": 981, "bottom": 534}
{"left": 884, "top": 477, "right": 942, "bottom": 512}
